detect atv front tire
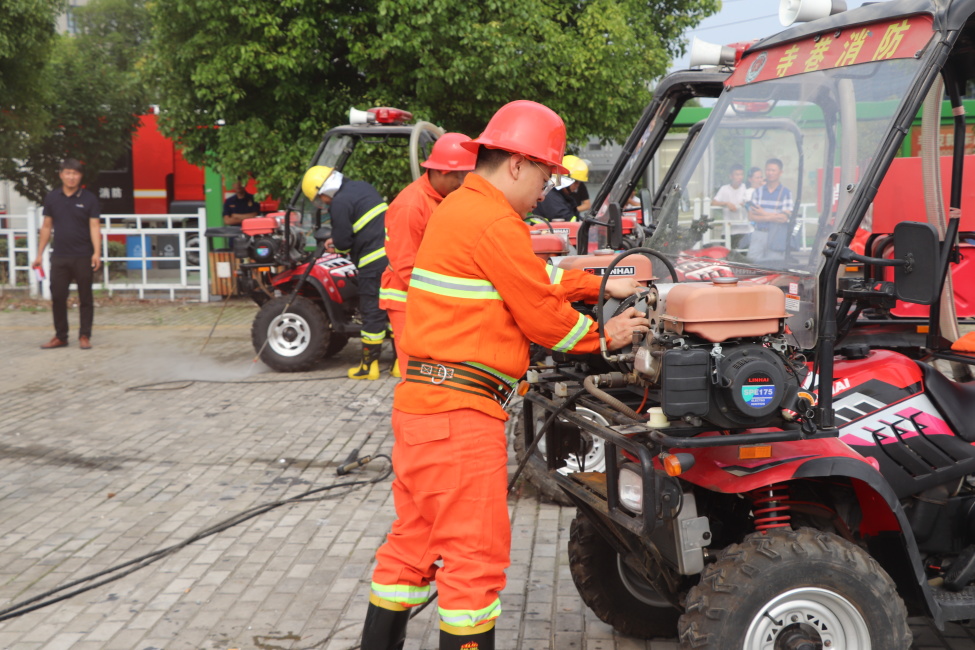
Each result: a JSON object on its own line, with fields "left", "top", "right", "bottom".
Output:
{"left": 569, "top": 513, "right": 681, "bottom": 639}
{"left": 679, "top": 527, "right": 911, "bottom": 649}
{"left": 252, "top": 296, "right": 330, "bottom": 372}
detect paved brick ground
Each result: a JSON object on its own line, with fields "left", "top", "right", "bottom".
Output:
{"left": 0, "top": 297, "right": 971, "bottom": 649}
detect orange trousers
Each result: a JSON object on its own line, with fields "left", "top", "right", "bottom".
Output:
{"left": 387, "top": 308, "right": 408, "bottom": 379}
{"left": 371, "top": 408, "right": 510, "bottom": 627}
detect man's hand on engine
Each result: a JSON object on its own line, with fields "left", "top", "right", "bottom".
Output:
{"left": 604, "top": 277, "right": 642, "bottom": 299}
{"left": 605, "top": 306, "right": 650, "bottom": 350}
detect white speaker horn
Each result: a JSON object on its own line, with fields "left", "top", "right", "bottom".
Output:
{"left": 348, "top": 107, "right": 374, "bottom": 125}
{"left": 689, "top": 38, "right": 736, "bottom": 68}
{"left": 779, "top": 0, "right": 847, "bottom": 26}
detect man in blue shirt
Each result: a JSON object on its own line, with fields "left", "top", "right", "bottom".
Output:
{"left": 747, "top": 158, "right": 794, "bottom": 263}
{"left": 222, "top": 179, "right": 260, "bottom": 225}
{"left": 32, "top": 159, "right": 102, "bottom": 350}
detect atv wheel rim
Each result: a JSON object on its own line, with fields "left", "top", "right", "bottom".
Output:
{"left": 266, "top": 313, "right": 312, "bottom": 357}
{"left": 616, "top": 556, "right": 671, "bottom": 608}
{"left": 743, "top": 587, "right": 870, "bottom": 650}
{"left": 534, "top": 407, "right": 608, "bottom": 474}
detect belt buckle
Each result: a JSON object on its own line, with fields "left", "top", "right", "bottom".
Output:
{"left": 432, "top": 364, "right": 449, "bottom": 385}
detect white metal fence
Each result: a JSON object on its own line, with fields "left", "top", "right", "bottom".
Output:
{"left": 697, "top": 199, "right": 820, "bottom": 251}
{"left": 1, "top": 208, "right": 209, "bottom": 302}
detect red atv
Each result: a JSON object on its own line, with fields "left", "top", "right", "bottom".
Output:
{"left": 519, "top": 2, "right": 975, "bottom": 647}
{"left": 216, "top": 108, "right": 442, "bottom": 372}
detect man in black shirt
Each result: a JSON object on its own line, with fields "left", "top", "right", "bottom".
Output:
{"left": 32, "top": 158, "right": 102, "bottom": 349}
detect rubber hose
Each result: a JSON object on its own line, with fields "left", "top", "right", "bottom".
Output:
{"left": 583, "top": 375, "right": 643, "bottom": 421}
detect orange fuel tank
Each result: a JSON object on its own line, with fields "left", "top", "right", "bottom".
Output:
{"left": 661, "top": 278, "right": 786, "bottom": 342}
{"left": 530, "top": 232, "right": 570, "bottom": 261}
{"left": 552, "top": 250, "right": 655, "bottom": 283}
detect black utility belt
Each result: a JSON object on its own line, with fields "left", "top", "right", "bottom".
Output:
{"left": 404, "top": 358, "right": 520, "bottom": 408}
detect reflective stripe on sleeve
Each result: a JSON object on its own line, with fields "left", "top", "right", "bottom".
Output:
{"left": 410, "top": 268, "right": 502, "bottom": 301}
{"left": 370, "top": 581, "right": 431, "bottom": 606}
{"left": 438, "top": 598, "right": 502, "bottom": 628}
{"left": 379, "top": 287, "right": 407, "bottom": 303}
{"left": 545, "top": 263, "right": 564, "bottom": 284}
{"left": 359, "top": 247, "right": 386, "bottom": 268}
{"left": 353, "top": 202, "right": 388, "bottom": 233}
{"left": 552, "top": 312, "right": 593, "bottom": 352}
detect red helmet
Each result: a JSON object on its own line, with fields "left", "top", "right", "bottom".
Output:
{"left": 422, "top": 133, "right": 477, "bottom": 171}
{"left": 462, "top": 100, "right": 569, "bottom": 175}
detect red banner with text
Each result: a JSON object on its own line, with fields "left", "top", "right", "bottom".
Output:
{"left": 729, "top": 14, "right": 935, "bottom": 87}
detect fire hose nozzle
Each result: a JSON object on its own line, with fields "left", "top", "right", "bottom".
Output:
{"left": 336, "top": 455, "right": 373, "bottom": 476}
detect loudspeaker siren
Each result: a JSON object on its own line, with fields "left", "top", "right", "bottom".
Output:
{"left": 348, "top": 107, "right": 375, "bottom": 125}
{"left": 779, "top": 0, "right": 847, "bottom": 26}
{"left": 689, "top": 37, "right": 737, "bottom": 68}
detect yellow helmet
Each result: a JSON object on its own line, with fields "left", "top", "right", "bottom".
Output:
{"left": 562, "top": 155, "right": 589, "bottom": 182}
{"left": 301, "top": 165, "right": 334, "bottom": 201}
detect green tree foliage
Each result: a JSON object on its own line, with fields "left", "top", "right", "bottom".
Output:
{"left": 0, "top": 0, "right": 61, "bottom": 170}
{"left": 0, "top": 0, "right": 149, "bottom": 203}
{"left": 148, "top": 0, "right": 719, "bottom": 201}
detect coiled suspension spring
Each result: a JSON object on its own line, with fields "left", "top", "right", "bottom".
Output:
{"left": 750, "top": 483, "right": 792, "bottom": 532}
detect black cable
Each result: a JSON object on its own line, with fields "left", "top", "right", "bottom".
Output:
{"left": 0, "top": 455, "right": 392, "bottom": 622}
{"left": 506, "top": 389, "right": 588, "bottom": 504}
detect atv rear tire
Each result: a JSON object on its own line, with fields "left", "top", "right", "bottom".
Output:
{"left": 252, "top": 296, "right": 330, "bottom": 372}
{"left": 678, "top": 527, "right": 911, "bottom": 649}
{"left": 513, "top": 408, "right": 609, "bottom": 506}
{"left": 569, "top": 513, "right": 681, "bottom": 639}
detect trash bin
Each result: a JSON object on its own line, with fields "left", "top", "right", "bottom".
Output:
{"left": 156, "top": 234, "right": 180, "bottom": 270}
{"left": 126, "top": 235, "right": 151, "bottom": 270}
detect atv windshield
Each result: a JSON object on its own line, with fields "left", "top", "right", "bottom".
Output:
{"left": 647, "top": 32, "right": 930, "bottom": 348}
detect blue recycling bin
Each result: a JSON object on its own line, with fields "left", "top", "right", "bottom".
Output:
{"left": 126, "top": 235, "right": 152, "bottom": 270}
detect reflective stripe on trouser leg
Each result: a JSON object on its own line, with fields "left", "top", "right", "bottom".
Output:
{"left": 371, "top": 408, "right": 510, "bottom": 622}
{"left": 361, "top": 330, "right": 386, "bottom": 344}
{"left": 388, "top": 309, "right": 408, "bottom": 381}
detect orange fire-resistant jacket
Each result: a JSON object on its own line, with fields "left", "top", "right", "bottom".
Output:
{"left": 379, "top": 173, "right": 444, "bottom": 313}
{"left": 395, "top": 172, "right": 604, "bottom": 420}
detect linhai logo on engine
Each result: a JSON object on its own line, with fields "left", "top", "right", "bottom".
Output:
{"left": 584, "top": 266, "right": 636, "bottom": 277}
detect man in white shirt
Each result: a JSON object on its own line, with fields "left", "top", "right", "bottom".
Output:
{"left": 711, "top": 163, "right": 749, "bottom": 248}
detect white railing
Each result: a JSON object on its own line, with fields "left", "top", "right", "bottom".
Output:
{"left": 689, "top": 198, "right": 820, "bottom": 251}
{"left": 2, "top": 208, "right": 209, "bottom": 302}
{"left": 0, "top": 212, "right": 37, "bottom": 293}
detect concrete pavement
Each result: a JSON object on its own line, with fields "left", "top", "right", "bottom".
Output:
{"left": 0, "top": 297, "right": 972, "bottom": 649}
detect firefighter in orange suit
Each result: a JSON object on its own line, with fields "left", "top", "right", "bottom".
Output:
{"left": 379, "top": 133, "right": 478, "bottom": 379}
{"left": 361, "top": 100, "right": 650, "bottom": 650}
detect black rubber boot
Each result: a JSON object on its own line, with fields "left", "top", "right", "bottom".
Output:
{"left": 439, "top": 625, "right": 495, "bottom": 650}
{"left": 360, "top": 601, "right": 409, "bottom": 650}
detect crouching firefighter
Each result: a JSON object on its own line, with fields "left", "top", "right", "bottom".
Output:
{"left": 302, "top": 166, "right": 389, "bottom": 379}
{"left": 360, "top": 100, "right": 650, "bottom": 650}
